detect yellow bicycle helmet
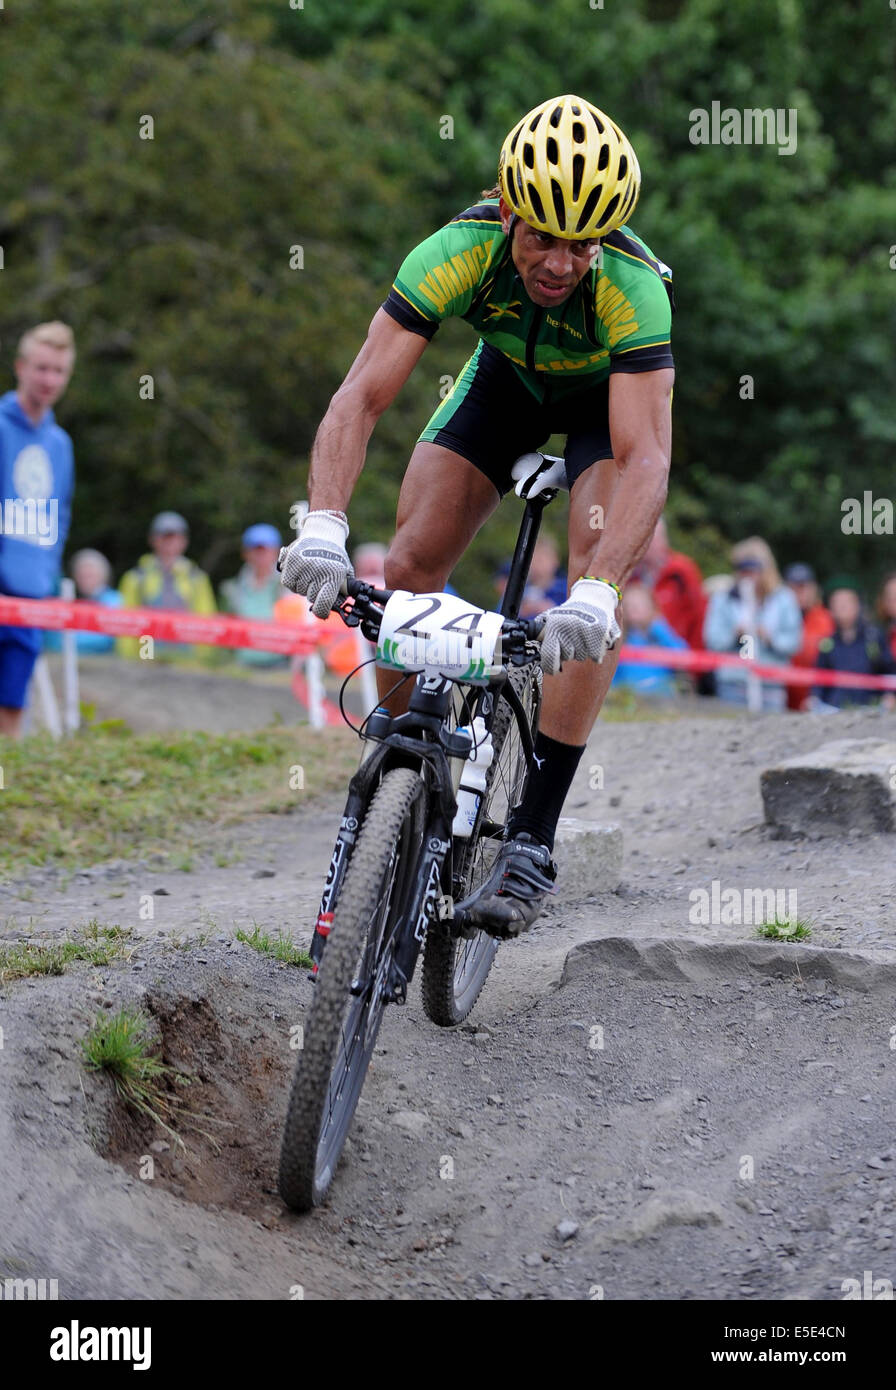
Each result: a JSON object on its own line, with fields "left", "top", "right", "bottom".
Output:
{"left": 499, "top": 95, "right": 640, "bottom": 239}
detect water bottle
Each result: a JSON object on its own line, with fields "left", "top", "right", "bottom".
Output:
{"left": 451, "top": 717, "right": 494, "bottom": 838}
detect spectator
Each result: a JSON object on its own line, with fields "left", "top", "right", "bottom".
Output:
{"left": 118, "top": 511, "right": 216, "bottom": 659}
{"left": 0, "top": 321, "right": 76, "bottom": 738}
{"left": 636, "top": 516, "right": 706, "bottom": 650}
{"left": 703, "top": 537, "right": 802, "bottom": 710}
{"left": 812, "top": 578, "right": 896, "bottom": 711}
{"left": 875, "top": 572, "right": 896, "bottom": 663}
{"left": 520, "top": 535, "right": 567, "bottom": 616}
{"left": 494, "top": 535, "right": 566, "bottom": 615}
{"left": 783, "top": 561, "right": 835, "bottom": 711}
{"left": 613, "top": 582, "right": 687, "bottom": 698}
{"left": 45, "top": 549, "right": 123, "bottom": 655}
{"left": 219, "top": 523, "right": 286, "bottom": 667}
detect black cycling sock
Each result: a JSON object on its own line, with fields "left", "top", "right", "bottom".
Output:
{"left": 506, "top": 731, "right": 586, "bottom": 853}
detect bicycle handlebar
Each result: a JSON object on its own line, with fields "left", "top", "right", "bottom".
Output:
{"left": 339, "top": 577, "right": 543, "bottom": 653}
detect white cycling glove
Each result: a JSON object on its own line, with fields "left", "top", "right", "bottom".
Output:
{"left": 278, "top": 510, "right": 352, "bottom": 619}
{"left": 539, "top": 578, "right": 621, "bottom": 676}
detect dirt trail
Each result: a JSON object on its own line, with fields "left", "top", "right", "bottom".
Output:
{"left": 2, "top": 705, "right": 895, "bottom": 1299}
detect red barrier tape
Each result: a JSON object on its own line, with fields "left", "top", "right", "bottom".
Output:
{"left": 2, "top": 597, "right": 895, "bottom": 691}
{"left": 0, "top": 596, "right": 322, "bottom": 656}
{"left": 615, "top": 643, "right": 896, "bottom": 691}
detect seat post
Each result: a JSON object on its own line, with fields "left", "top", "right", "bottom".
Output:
{"left": 500, "top": 495, "right": 549, "bottom": 620}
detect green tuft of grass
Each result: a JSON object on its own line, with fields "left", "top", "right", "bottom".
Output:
{"left": 0, "top": 938, "right": 123, "bottom": 982}
{"left": 755, "top": 917, "right": 813, "bottom": 942}
{"left": 81, "top": 1008, "right": 222, "bottom": 1150}
{"left": 236, "top": 924, "right": 313, "bottom": 968}
{"left": 80, "top": 920, "right": 132, "bottom": 942}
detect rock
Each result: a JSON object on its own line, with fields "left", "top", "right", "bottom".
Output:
{"left": 449, "top": 1121, "right": 474, "bottom": 1140}
{"left": 252, "top": 869, "right": 276, "bottom": 879}
{"left": 391, "top": 1110, "right": 429, "bottom": 1138}
{"left": 555, "top": 1220, "right": 579, "bottom": 1242}
{"left": 553, "top": 820, "right": 623, "bottom": 899}
{"left": 623, "top": 1190, "right": 725, "bottom": 1241}
{"left": 149, "top": 1140, "right": 170, "bottom": 1154}
{"left": 153, "top": 887, "right": 170, "bottom": 896}
{"left": 761, "top": 739, "right": 896, "bottom": 835}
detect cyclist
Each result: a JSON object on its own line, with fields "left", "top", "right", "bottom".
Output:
{"left": 280, "top": 95, "right": 675, "bottom": 937}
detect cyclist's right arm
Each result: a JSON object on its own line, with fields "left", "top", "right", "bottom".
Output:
{"left": 307, "top": 308, "right": 429, "bottom": 513}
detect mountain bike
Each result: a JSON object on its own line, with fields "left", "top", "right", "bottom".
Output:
{"left": 278, "top": 451, "right": 568, "bottom": 1211}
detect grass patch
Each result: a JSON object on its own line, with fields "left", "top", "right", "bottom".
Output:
{"left": 755, "top": 917, "right": 813, "bottom": 942}
{"left": 236, "top": 924, "right": 313, "bottom": 968}
{"left": 81, "top": 1007, "right": 216, "bottom": 1148}
{"left": 80, "top": 919, "right": 132, "bottom": 942}
{"left": 0, "top": 938, "right": 124, "bottom": 982}
{"left": 0, "top": 725, "right": 358, "bottom": 877}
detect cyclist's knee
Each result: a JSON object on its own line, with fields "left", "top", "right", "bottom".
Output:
{"left": 384, "top": 538, "right": 447, "bottom": 594}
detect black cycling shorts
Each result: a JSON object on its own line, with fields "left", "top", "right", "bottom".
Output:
{"left": 419, "top": 339, "right": 613, "bottom": 494}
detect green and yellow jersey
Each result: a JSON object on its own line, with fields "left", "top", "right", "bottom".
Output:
{"left": 382, "top": 198, "right": 674, "bottom": 404}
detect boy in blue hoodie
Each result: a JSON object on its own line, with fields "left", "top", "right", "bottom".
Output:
{"left": 0, "top": 322, "right": 75, "bottom": 737}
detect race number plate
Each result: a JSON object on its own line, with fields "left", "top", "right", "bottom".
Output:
{"left": 376, "top": 591, "right": 504, "bottom": 684}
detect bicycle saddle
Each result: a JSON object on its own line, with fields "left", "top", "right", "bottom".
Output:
{"left": 511, "top": 452, "right": 569, "bottom": 500}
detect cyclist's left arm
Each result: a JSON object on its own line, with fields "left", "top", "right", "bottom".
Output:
{"left": 578, "top": 366, "right": 674, "bottom": 588}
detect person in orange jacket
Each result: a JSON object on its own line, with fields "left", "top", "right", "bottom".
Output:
{"left": 783, "top": 562, "right": 834, "bottom": 711}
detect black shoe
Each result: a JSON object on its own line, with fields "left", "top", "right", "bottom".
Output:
{"left": 454, "top": 833, "right": 557, "bottom": 939}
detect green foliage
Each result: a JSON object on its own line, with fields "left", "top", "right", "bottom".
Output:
{"left": 1, "top": 0, "right": 893, "bottom": 599}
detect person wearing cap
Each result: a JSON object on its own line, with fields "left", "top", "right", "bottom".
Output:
{"left": 812, "top": 577, "right": 896, "bottom": 711}
{"left": 783, "top": 561, "right": 835, "bottom": 711}
{"left": 118, "top": 512, "right": 216, "bottom": 659}
{"left": 703, "top": 537, "right": 802, "bottom": 709}
{"left": 219, "top": 523, "right": 287, "bottom": 667}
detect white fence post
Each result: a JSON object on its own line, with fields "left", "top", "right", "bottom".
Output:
{"left": 60, "top": 578, "right": 80, "bottom": 733}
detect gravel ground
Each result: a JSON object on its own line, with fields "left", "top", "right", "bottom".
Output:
{"left": 2, "top": 704, "right": 895, "bottom": 1299}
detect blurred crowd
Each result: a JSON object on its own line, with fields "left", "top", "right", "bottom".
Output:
{"left": 499, "top": 520, "right": 896, "bottom": 711}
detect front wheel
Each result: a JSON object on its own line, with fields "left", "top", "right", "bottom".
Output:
{"left": 421, "top": 663, "right": 542, "bottom": 1027}
{"left": 279, "top": 767, "right": 427, "bottom": 1211}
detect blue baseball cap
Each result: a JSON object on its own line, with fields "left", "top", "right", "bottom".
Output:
{"left": 242, "top": 523, "right": 282, "bottom": 548}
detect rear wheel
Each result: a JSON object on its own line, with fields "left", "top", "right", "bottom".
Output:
{"left": 279, "top": 767, "right": 427, "bottom": 1211}
{"left": 421, "top": 664, "right": 541, "bottom": 1026}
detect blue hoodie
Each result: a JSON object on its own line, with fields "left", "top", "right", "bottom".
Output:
{"left": 0, "top": 390, "right": 74, "bottom": 598}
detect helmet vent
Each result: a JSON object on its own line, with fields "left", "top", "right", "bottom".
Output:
{"left": 576, "top": 185, "right": 602, "bottom": 235}
{"left": 523, "top": 141, "right": 535, "bottom": 169}
{"left": 571, "top": 152, "right": 585, "bottom": 200}
{"left": 601, "top": 192, "right": 620, "bottom": 228}
{"left": 598, "top": 143, "right": 609, "bottom": 171}
{"left": 619, "top": 154, "right": 628, "bottom": 179}
{"left": 529, "top": 112, "right": 542, "bottom": 132}
{"left": 549, "top": 105, "right": 563, "bottom": 128}
{"left": 550, "top": 179, "right": 566, "bottom": 230}
{"left": 528, "top": 184, "right": 546, "bottom": 224}
{"left": 509, "top": 128, "right": 521, "bottom": 155}
{"left": 546, "top": 136, "right": 559, "bottom": 165}
{"left": 572, "top": 121, "right": 586, "bottom": 145}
